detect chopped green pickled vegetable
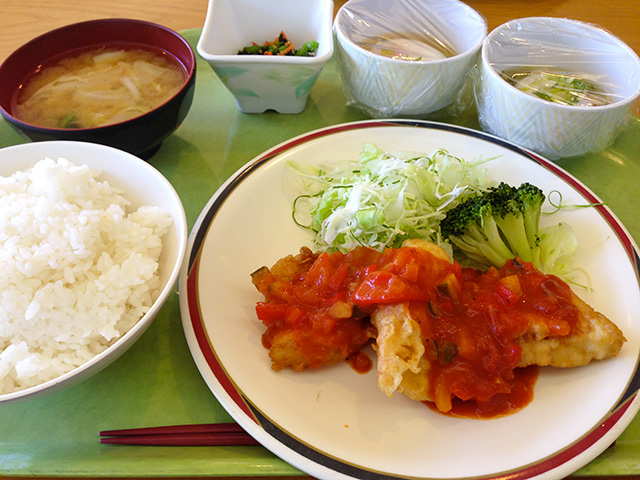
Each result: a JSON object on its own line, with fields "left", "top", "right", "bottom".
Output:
{"left": 295, "top": 41, "right": 319, "bottom": 57}
{"left": 237, "top": 31, "right": 318, "bottom": 57}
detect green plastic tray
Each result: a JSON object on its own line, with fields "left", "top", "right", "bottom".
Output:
{"left": 1, "top": 29, "right": 639, "bottom": 478}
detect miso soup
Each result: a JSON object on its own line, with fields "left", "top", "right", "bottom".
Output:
{"left": 14, "top": 47, "right": 186, "bottom": 129}
{"left": 500, "top": 68, "right": 619, "bottom": 107}
{"left": 358, "top": 33, "right": 455, "bottom": 62}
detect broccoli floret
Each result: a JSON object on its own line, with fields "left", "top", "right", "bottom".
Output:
{"left": 439, "top": 187, "right": 515, "bottom": 268}
{"left": 487, "top": 182, "right": 536, "bottom": 263}
{"left": 440, "top": 182, "right": 546, "bottom": 269}
{"left": 516, "top": 182, "right": 545, "bottom": 265}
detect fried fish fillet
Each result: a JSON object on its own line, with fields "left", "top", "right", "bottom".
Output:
{"left": 264, "top": 326, "right": 373, "bottom": 372}
{"left": 252, "top": 246, "right": 375, "bottom": 371}
{"left": 516, "top": 291, "right": 626, "bottom": 368}
{"left": 372, "top": 302, "right": 431, "bottom": 401}
{"left": 253, "top": 239, "right": 626, "bottom": 413}
{"left": 372, "top": 239, "right": 626, "bottom": 410}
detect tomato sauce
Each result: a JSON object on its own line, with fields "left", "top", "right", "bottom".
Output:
{"left": 253, "top": 245, "right": 579, "bottom": 418}
{"left": 347, "top": 351, "right": 373, "bottom": 374}
{"left": 252, "top": 247, "right": 383, "bottom": 370}
{"left": 425, "top": 365, "right": 540, "bottom": 418}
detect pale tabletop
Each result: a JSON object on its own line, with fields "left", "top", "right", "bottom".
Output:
{"left": 1, "top": 1, "right": 640, "bottom": 480}
{"left": 1, "top": 0, "right": 640, "bottom": 63}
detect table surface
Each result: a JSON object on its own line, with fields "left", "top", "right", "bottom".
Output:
{"left": 1, "top": 1, "right": 640, "bottom": 480}
{"left": 2, "top": 0, "right": 640, "bottom": 62}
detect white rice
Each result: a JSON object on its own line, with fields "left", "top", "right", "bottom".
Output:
{"left": 0, "top": 157, "right": 172, "bottom": 394}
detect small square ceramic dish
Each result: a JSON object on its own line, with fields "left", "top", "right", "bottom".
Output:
{"left": 476, "top": 17, "right": 640, "bottom": 159}
{"left": 197, "top": 0, "right": 334, "bottom": 114}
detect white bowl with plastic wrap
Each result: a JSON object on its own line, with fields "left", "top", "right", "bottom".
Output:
{"left": 334, "top": 0, "right": 487, "bottom": 118}
{"left": 476, "top": 17, "right": 640, "bottom": 160}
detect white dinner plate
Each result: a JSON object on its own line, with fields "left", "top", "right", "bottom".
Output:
{"left": 179, "top": 120, "right": 640, "bottom": 480}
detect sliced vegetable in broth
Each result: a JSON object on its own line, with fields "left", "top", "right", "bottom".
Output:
{"left": 14, "top": 47, "right": 186, "bottom": 129}
{"left": 500, "top": 68, "right": 620, "bottom": 107}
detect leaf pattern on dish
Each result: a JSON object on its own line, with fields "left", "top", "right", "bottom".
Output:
{"left": 295, "top": 71, "right": 322, "bottom": 98}
{"left": 213, "top": 66, "right": 249, "bottom": 83}
{"left": 232, "top": 87, "right": 260, "bottom": 98}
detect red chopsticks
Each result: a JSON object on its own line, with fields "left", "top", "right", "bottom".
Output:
{"left": 99, "top": 422, "right": 261, "bottom": 446}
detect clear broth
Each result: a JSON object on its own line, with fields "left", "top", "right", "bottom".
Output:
{"left": 358, "top": 33, "right": 455, "bottom": 62}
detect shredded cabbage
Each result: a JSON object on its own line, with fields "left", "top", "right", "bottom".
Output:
{"left": 289, "top": 143, "right": 495, "bottom": 255}
{"left": 537, "top": 222, "right": 580, "bottom": 277}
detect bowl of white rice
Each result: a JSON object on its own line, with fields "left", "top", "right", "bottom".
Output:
{"left": 0, "top": 140, "right": 187, "bottom": 403}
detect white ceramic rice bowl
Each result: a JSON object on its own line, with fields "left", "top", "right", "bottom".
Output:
{"left": 476, "top": 17, "right": 640, "bottom": 160}
{"left": 334, "top": 0, "right": 487, "bottom": 117}
{"left": 0, "top": 140, "right": 187, "bottom": 404}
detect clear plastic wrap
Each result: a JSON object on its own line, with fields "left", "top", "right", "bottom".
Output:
{"left": 333, "top": 0, "right": 487, "bottom": 118}
{"left": 475, "top": 17, "right": 640, "bottom": 159}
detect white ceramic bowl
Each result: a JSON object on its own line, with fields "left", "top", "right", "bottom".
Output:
{"left": 476, "top": 17, "right": 640, "bottom": 160}
{"left": 0, "top": 141, "right": 187, "bottom": 404}
{"left": 334, "top": 0, "right": 487, "bottom": 117}
{"left": 197, "top": 0, "right": 334, "bottom": 114}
